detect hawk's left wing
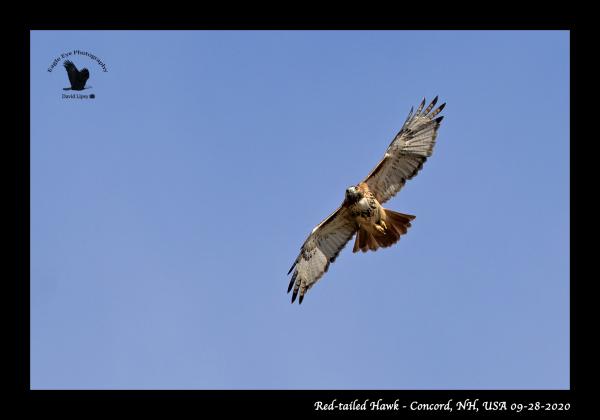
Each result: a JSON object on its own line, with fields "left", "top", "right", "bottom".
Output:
{"left": 287, "top": 206, "right": 358, "bottom": 304}
{"left": 362, "top": 97, "right": 446, "bottom": 204}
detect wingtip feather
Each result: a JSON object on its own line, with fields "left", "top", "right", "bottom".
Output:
{"left": 287, "top": 273, "right": 297, "bottom": 293}
{"left": 287, "top": 261, "right": 296, "bottom": 275}
{"left": 424, "top": 96, "right": 439, "bottom": 115}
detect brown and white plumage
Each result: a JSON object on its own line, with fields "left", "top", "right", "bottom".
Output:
{"left": 362, "top": 96, "right": 445, "bottom": 204}
{"left": 287, "top": 97, "right": 446, "bottom": 304}
{"left": 287, "top": 206, "right": 357, "bottom": 304}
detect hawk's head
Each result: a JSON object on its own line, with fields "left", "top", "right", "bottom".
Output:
{"left": 345, "top": 186, "right": 362, "bottom": 205}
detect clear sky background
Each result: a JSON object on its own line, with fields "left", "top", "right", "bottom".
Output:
{"left": 30, "top": 30, "right": 569, "bottom": 389}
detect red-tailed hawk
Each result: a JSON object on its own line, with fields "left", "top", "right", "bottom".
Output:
{"left": 287, "top": 97, "right": 446, "bottom": 304}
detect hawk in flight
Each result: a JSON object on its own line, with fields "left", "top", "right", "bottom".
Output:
{"left": 287, "top": 97, "right": 446, "bottom": 304}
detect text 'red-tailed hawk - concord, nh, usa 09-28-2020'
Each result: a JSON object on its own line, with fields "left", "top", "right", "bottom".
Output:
{"left": 287, "top": 97, "right": 446, "bottom": 304}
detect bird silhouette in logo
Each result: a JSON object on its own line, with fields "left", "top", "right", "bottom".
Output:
{"left": 63, "top": 60, "right": 90, "bottom": 90}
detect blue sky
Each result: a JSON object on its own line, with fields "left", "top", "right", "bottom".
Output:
{"left": 30, "top": 30, "right": 569, "bottom": 389}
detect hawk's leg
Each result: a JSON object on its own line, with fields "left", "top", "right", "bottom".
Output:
{"left": 375, "top": 220, "right": 387, "bottom": 234}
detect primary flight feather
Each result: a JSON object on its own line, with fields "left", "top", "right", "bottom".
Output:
{"left": 287, "top": 97, "right": 446, "bottom": 304}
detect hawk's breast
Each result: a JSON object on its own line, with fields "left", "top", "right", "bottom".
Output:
{"left": 350, "top": 197, "right": 379, "bottom": 220}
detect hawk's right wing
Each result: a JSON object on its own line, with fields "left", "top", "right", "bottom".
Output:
{"left": 287, "top": 206, "right": 358, "bottom": 304}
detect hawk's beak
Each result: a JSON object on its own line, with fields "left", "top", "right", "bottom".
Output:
{"left": 346, "top": 186, "right": 359, "bottom": 199}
